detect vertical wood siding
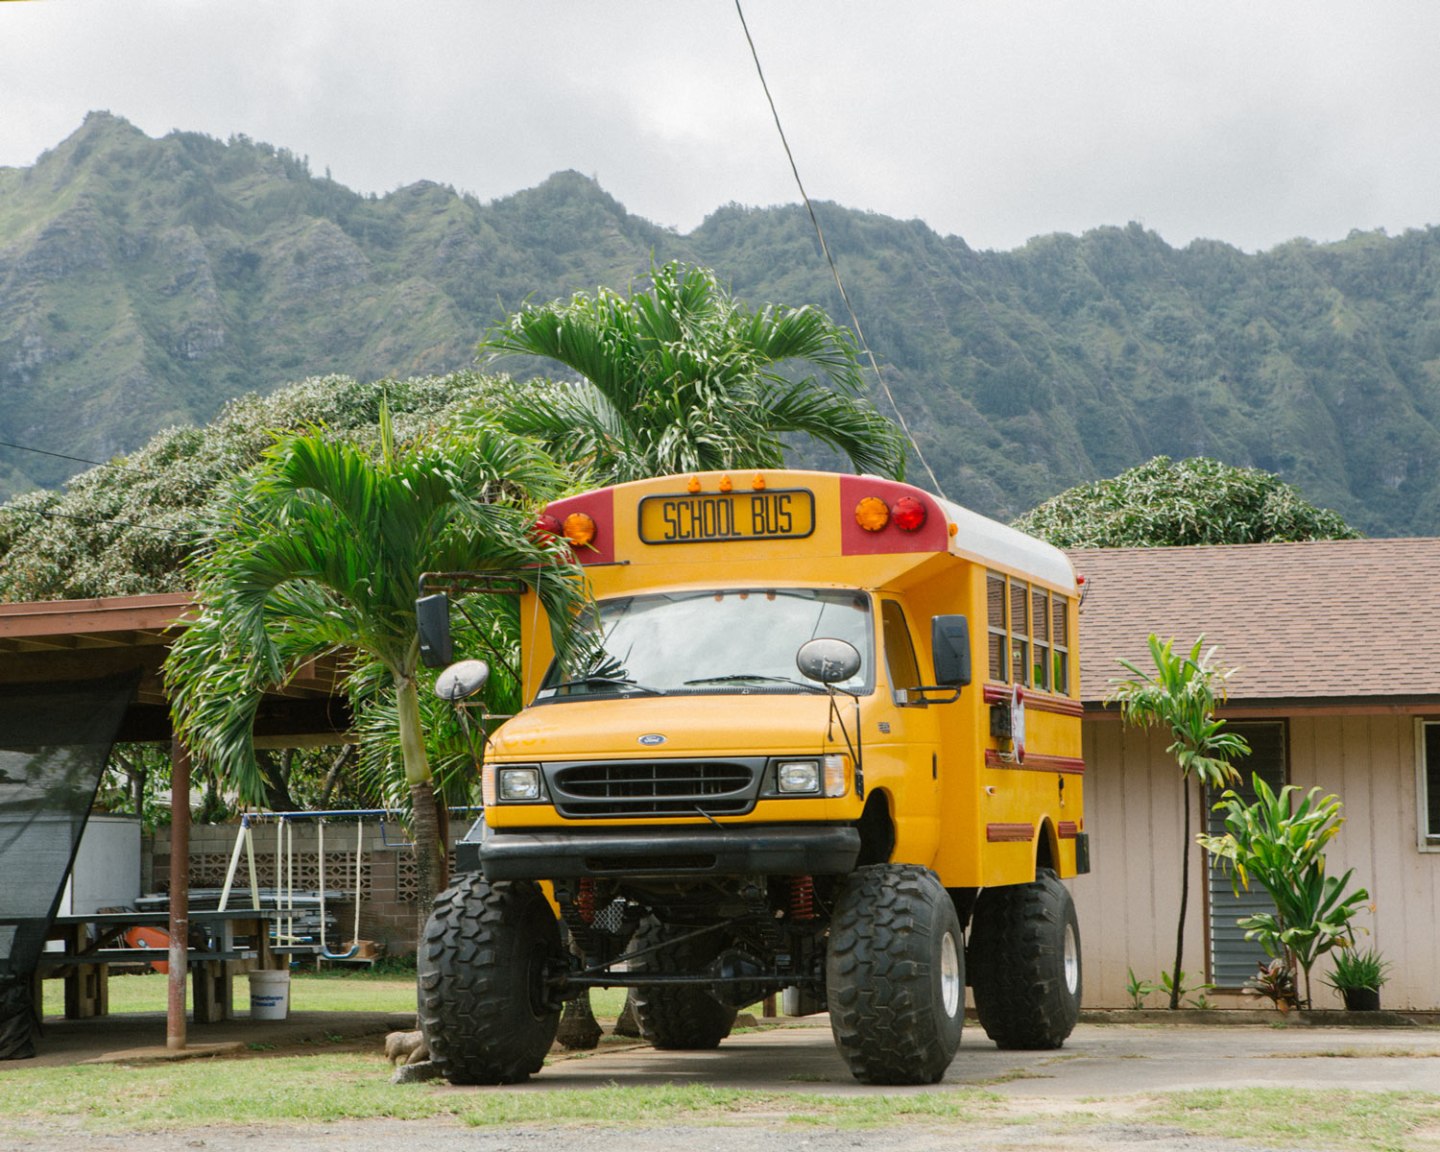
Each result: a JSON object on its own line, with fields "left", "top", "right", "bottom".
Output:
{"left": 1076, "top": 712, "right": 1440, "bottom": 1010}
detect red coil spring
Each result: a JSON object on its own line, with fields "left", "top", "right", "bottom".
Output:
{"left": 789, "top": 875, "right": 815, "bottom": 920}
{"left": 577, "top": 877, "right": 597, "bottom": 925}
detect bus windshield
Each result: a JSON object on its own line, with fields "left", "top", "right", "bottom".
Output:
{"left": 538, "top": 588, "right": 873, "bottom": 700}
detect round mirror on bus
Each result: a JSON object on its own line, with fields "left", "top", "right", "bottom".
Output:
{"left": 434, "top": 659, "right": 490, "bottom": 702}
{"left": 796, "top": 638, "right": 862, "bottom": 685}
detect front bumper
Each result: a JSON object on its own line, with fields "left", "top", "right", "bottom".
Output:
{"left": 464, "top": 823, "right": 861, "bottom": 881}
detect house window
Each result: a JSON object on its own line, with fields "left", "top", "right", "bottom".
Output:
{"left": 1206, "top": 721, "right": 1286, "bottom": 988}
{"left": 1417, "top": 720, "right": 1440, "bottom": 851}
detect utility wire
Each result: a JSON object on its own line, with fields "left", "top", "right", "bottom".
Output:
{"left": 0, "top": 502, "right": 198, "bottom": 540}
{"left": 733, "top": 0, "right": 946, "bottom": 500}
{"left": 0, "top": 438, "right": 117, "bottom": 470}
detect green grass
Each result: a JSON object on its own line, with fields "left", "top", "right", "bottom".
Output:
{"left": 0, "top": 1054, "right": 1008, "bottom": 1131}
{"left": 43, "top": 971, "right": 638, "bottom": 1019}
{"left": 42, "top": 970, "right": 420, "bottom": 1019}
{"left": 2, "top": 1042, "right": 1436, "bottom": 1149}
{"left": 1142, "top": 1088, "right": 1440, "bottom": 1152}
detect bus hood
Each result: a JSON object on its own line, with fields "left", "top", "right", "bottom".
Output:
{"left": 487, "top": 692, "right": 845, "bottom": 761}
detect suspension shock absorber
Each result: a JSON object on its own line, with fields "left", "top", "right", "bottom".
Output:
{"left": 577, "top": 876, "right": 597, "bottom": 925}
{"left": 789, "top": 874, "right": 816, "bottom": 921}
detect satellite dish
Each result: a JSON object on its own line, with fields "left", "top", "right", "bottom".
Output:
{"left": 434, "top": 660, "right": 490, "bottom": 702}
{"left": 796, "top": 638, "right": 862, "bottom": 685}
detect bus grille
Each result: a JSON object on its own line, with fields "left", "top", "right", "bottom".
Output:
{"left": 547, "top": 758, "right": 761, "bottom": 819}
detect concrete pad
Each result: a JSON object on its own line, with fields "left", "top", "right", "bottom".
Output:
{"left": 533, "top": 1017, "right": 1440, "bottom": 1097}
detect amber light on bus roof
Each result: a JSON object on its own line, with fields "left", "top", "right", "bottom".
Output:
{"left": 562, "top": 512, "right": 597, "bottom": 548}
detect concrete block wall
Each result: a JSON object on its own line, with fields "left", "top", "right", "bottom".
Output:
{"left": 146, "top": 818, "right": 452, "bottom": 957}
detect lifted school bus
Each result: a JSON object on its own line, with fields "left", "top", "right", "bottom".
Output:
{"left": 417, "top": 469, "right": 1088, "bottom": 1086}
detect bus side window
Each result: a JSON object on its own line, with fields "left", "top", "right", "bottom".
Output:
{"left": 881, "top": 600, "right": 924, "bottom": 705}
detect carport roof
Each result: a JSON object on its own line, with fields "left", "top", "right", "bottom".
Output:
{"left": 0, "top": 592, "right": 349, "bottom": 743}
{"left": 1070, "top": 536, "right": 1440, "bottom": 707}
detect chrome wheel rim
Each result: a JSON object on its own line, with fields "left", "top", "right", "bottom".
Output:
{"left": 940, "top": 930, "right": 961, "bottom": 1017}
{"left": 1063, "top": 922, "right": 1080, "bottom": 996}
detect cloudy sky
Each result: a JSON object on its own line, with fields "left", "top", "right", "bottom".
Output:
{"left": 3, "top": 1, "right": 1438, "bottom": 253}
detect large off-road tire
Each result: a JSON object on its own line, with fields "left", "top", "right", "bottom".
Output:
{"left": 417, "top": 873, "right": 566, "bottom": 1084}
{"left": 968, "top": 867, "right": 1081, "bottom": 1050}
{"left": 630, "top": 917, "right": 737, "bottom": 1050}
{"left": 826, "top": 863, "right": 965, "bottom": 1085}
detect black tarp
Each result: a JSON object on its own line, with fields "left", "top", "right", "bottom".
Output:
{"left": 0, "top": 670, "right": 139, "bottom": 1058}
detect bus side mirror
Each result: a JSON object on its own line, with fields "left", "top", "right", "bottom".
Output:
{"left": 932, "top": 615, "right": 971, "bottom": 688}
{"left": 416, "top": 593, "right": 454, "bottom": 669}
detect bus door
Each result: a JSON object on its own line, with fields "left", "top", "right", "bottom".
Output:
{"left": 870, "top": 596, "right": 943, "bottom": 867}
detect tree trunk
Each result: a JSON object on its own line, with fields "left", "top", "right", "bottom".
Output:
{"left": 408, "top": 777, "right": 445, "bottom": 940}
{"left": 1170, "top": 775, "right": 1192, "bottom": 1009}
{"left": 397, "top": 676, "right": 445, "bottom": 937}
{"left": 318, "top": 744, "right": 354, "bottom": 809}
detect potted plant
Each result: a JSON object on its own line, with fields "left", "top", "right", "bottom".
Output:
{"left": 1324, "top": 946, "right": 1389, "bottom": 1011}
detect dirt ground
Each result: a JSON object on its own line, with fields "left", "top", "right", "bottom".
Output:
{"left": 5, "top": 1010, "right": 1440, "bottom": 1152}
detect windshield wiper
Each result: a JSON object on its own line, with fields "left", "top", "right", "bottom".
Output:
{"left": 546, "top": 675, "right": 663, "bottom": 696}
{"left": 683, "top": 674, "right": 826, "bottom": 693}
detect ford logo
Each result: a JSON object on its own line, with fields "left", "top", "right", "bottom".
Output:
{"left": 638, "top": 733, "right": 666, "bottom": 746}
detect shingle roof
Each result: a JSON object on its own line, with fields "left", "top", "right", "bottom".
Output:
{"left": 1069, "top": 538, "right": 1440, "bottom": 704}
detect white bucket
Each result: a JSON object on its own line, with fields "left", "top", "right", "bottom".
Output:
{"left": 247, "top": 969, "right": 291, "bottom": 1020}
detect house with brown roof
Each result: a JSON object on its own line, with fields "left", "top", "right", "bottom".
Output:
{"left": 1070, "top": 538, "right": 1440, "bottom": 1010}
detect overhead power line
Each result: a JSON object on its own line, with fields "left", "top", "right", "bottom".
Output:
{"left": 0, "top": 503, "right": 198, "bottom": 540}
{"left": 733, "top": 0, "right": 946, "bottom": 501}
{"left": 0, "top": 438, "right": 116, "bottom": 470}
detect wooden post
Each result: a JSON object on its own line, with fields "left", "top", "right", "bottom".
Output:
{"left": 167, "top": 738, "right": 191, "bottom": 1051}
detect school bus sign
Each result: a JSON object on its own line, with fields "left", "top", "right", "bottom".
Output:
{"left": 637, "top": 488, "right": 815, "bottom": 544}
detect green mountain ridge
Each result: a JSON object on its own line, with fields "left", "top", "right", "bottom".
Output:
{"left": 4, "top": 111, "right": 1440, "bottom": 535}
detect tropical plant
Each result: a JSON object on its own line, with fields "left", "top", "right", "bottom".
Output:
{"left": 1125, "top": 967, "right": 1158, "bottom": 1009}
{"left": 1199, "top": 775, "right": 1371, "bottom": 1009}
{"left": 479, "top": 261, "right": 906, "bottom": 483}
{"left": 1014, "top": 456, "right": 1359, "bottom": 548}
{"left": 1159, "top": 969, "right": 1215, "bottom": 1010}
{"left": 165, "top": 412, "right": 584, "bottom": 929}
{"left": 1324, "top": 946, "right": 1389, "bottom": 996}
{"left": 1109, "top": 635, "right": 1250, "bottom": 1008}
{"left": 1247, "top": 957, "right": 1298, "bottom": 1012}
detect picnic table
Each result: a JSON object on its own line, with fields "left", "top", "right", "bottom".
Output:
{"left": 36, "top": 908, "right": 281, "bottom": 1023}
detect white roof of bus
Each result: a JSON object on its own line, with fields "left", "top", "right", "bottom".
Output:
{"left": 937, "top": 496, "right": 1076, "bottom": 592}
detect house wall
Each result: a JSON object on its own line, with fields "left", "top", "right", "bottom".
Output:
{"left": 1077, "top": 712, "right": 1440, "bottom": 1010}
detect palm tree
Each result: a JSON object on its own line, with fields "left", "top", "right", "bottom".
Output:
{"left": 166, "top": 413, "right": 582, "bottom": 927}
{"left": 481, "top": 261, "right": 906, "bottom": 482}
{"left": 1109, "top": 635, "right": 1250, "bottom": 1008}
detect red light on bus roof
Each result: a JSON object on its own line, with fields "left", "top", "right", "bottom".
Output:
{"left": 893, "top": 496, "right": 927, "bottom": 533}
{"left": 532, "top": 513, "right": 563, "bottom": 542}
{"left": 855, "top": 496, "right": 890, "bottom": 532}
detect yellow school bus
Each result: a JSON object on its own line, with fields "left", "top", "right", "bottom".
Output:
{"left": 416, "top": 469, "right": 1087, "bottom": 1087}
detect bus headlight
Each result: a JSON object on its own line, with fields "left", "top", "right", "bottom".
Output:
{"left": 498, "top": 766, "right": 543, "bottom": 802}
{"left": 776, "top": 759, "right": 821, "bottom": 794}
